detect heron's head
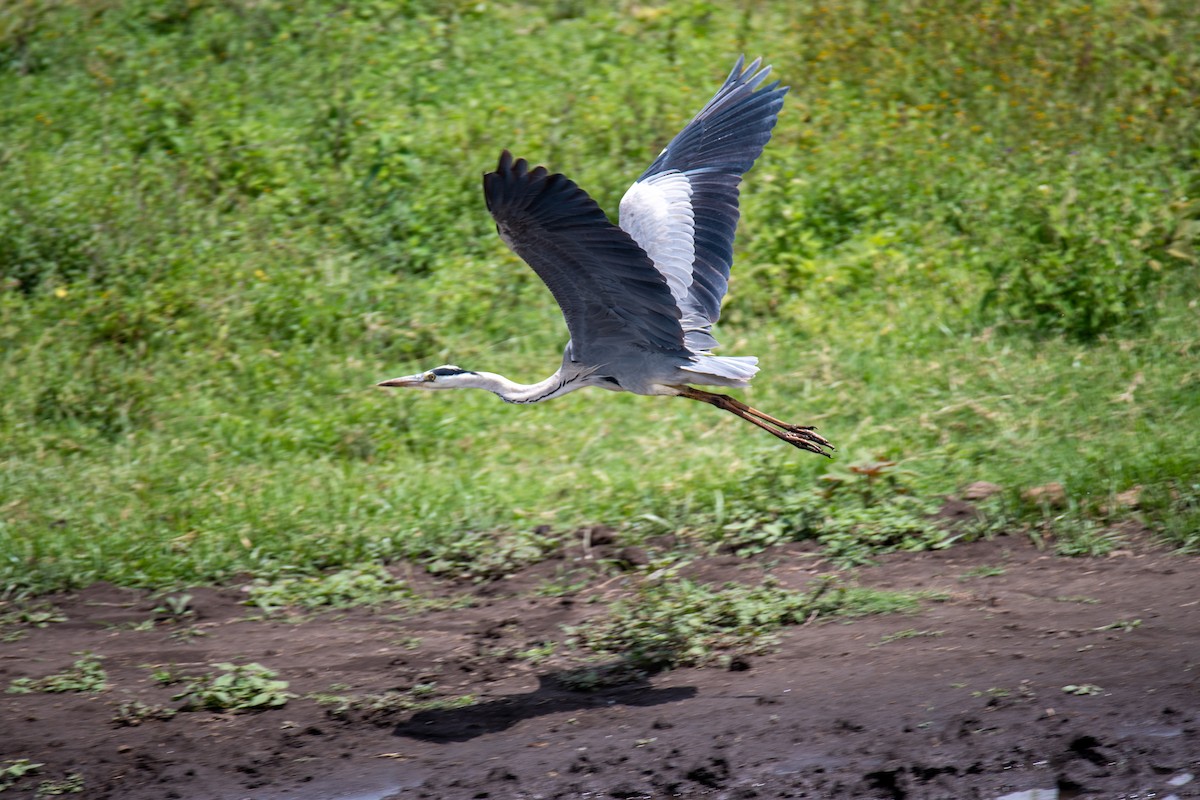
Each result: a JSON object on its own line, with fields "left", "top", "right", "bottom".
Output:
{"left": 377, "top": 365, "right": 476, "bottom": 390}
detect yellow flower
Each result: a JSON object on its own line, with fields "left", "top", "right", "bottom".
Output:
{"left": 54, "top": 287, "right": 69, "bottom": 298}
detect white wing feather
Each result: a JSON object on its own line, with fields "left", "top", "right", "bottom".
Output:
{"left": 618, "top": 170, "right": 695, "bottom": 308}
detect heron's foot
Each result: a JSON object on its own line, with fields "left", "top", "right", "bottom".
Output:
{"left": 675, "top": 386, "right": 835, "bottom": 457}
{"left": 778, "top": 425, "right": 834, "bottom": 458}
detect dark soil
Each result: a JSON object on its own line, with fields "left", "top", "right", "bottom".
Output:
{"left": 3, "top": 533, "right": 1198, "bottom": 800}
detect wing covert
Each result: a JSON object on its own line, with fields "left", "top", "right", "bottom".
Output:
{"left": 483, "top": 151, "right": 685, "bottom": 360}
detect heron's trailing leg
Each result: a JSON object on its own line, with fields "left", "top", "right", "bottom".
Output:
{"left": 677, "top": 387, "right": 834, "bottom": 457}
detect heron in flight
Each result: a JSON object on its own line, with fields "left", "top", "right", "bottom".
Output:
{"left": 379, "top": 57, "right": 833, "bottom": 456}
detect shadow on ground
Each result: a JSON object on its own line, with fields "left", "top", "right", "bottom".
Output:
{"left": 395, "top": 670, "right": 696, "bottom": 742}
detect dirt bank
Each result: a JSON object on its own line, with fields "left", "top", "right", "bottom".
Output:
{"left": 3, "top": 534, "right": 1197, "bottom": 799}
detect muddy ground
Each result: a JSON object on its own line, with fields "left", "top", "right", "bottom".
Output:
{"left": 2, "top": 531, "right": 1198, "bottom": 800}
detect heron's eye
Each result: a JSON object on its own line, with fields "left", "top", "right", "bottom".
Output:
{"left": 423, "top": 372, "right": 437, "bottom": 382}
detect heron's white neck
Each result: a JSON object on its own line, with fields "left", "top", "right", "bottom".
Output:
{"left": 453, "top": 369, "right": 586, "bottom": 404}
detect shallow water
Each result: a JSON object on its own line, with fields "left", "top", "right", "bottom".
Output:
{"left": 1166, "top": 771, "right": 1193, "bottom": 787}
{"left": 994, "top": 790, "right": 1058, "bottom": 800}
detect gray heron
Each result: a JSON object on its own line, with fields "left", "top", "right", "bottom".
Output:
{"left": 379, "top": 57, "right": 833, "bottom": 457}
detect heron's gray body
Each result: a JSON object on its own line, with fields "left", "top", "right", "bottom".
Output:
{"left": 379, "top": 57, "right": 834, "bottom": 455}
{"left": 535, "top": 342, "right": 758, "bottom": 402}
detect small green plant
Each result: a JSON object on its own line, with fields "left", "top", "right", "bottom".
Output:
{"left": 111, "top": 701, "right": 177, "bottom": 727}
{"left": 153, "top": 593, "right": 194, "bottom": 620}
{"left": 34, "top": 773, "right": 84, "bottom": 796}
{"left": 0, "top": 759, "right": 44, "bottom": 792}
{"left": 244, "top": 564, "right": 417, "bottom": 612}
{"left": 534, "top": 575, "right": 593, "bottom": 597}
{"left": 873, "top": 628, "right": 944, "bottom": 646}
{"left": 1093, "top": 618, "right": 1141, "bottom": 633}
{"left": 391, "top": 636, "right": 422, "bottom": 650}
{"left": 149, "top": 666, "right": 182, "bottom": 686}
{"left": 309, "top": 685, "right": 475, "bottom": 720}
{"left": 0, "top": 603, "right": 67, "bottom": 628}
{"left": 1054, "top": 595, "right": 1102, "bottom": 604}
{"left": 516, "top": 641, "right": 557, "bottom": 664}
{"left": 959, "top": 565, "right": 1005, "bottom": 580}
{"left": 410, "top": 682, "right": 436, "bottom": 697}
{"left": 6, "top": 653, "right": 107, "bottom": 694}
{"left": 1062, "top": 683, "right": 1103, "bottom": 696}
{"left": 172, "top": 662, "right": 294, "bottom": 712}
{"left": 0, "top": 602, "right": 67, "bottom": 642}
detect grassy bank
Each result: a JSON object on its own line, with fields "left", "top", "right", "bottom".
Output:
{"left": 2, "top": 0, "right": 1198, "bottom": 593}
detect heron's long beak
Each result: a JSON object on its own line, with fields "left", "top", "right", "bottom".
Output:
{"left": 376, "top": 374, "right": 423, "bottom": 388}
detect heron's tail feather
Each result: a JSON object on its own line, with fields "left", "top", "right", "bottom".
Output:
{"left": 680, "top": 355, "right": 759, "bottom": 387}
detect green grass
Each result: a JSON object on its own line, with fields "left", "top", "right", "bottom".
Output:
{"left": 1, "top": 1, "right": 1198, "bottom": 594}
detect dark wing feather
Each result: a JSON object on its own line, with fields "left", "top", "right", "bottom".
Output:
{"left": 621, "top": 56, "right": 788, "bottom": 347}
{"left": 483, "top": 151, "right": 685, "bottom": 361}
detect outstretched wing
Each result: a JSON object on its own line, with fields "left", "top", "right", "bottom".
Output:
{"left": 619, "top": 56, "right": 788, "bottom": 352}
{"left": 483, "top": 151, "right": 685, "bottom": 362}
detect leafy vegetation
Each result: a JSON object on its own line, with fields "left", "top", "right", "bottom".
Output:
{"left": 168, "top": 662, "right": 294, "bottom": 712}
{"left": 152, "top": 593, "right": 195, "bottom": 622}
{"left": 874, "top": 628, "right": 944, "bottom": 647}
{"left": 713, "top": 460, "right": 972, "bottom": 564}
{"left": 1, "top": 1, "right": 1198, "bottom": 595}
{"left": 574, "top": 576, "right": 923, "bottom": 669}
{"left": 111, "top": 700, "right": 177, "bottom": 727}
{"left": 244, "top": 564, "right": 418, "bottom": 612}
{"left": 0, "top": 759, "right": 43, "bottom": 793}
{"left": 309, "top": 684, "right": 476, "bottom": 720}
{"left": 33, "top": 773, "right": 84, "bottom": 797}
{"left": 5, "top": 653, "right": 107, "bottom": 695}
{"left": 0, "top": 601, "right": 66, "bottom": 642}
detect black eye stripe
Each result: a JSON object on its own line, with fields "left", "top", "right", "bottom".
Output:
{"left": 430, "top": 367, "right": 472, "bottom": 377}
